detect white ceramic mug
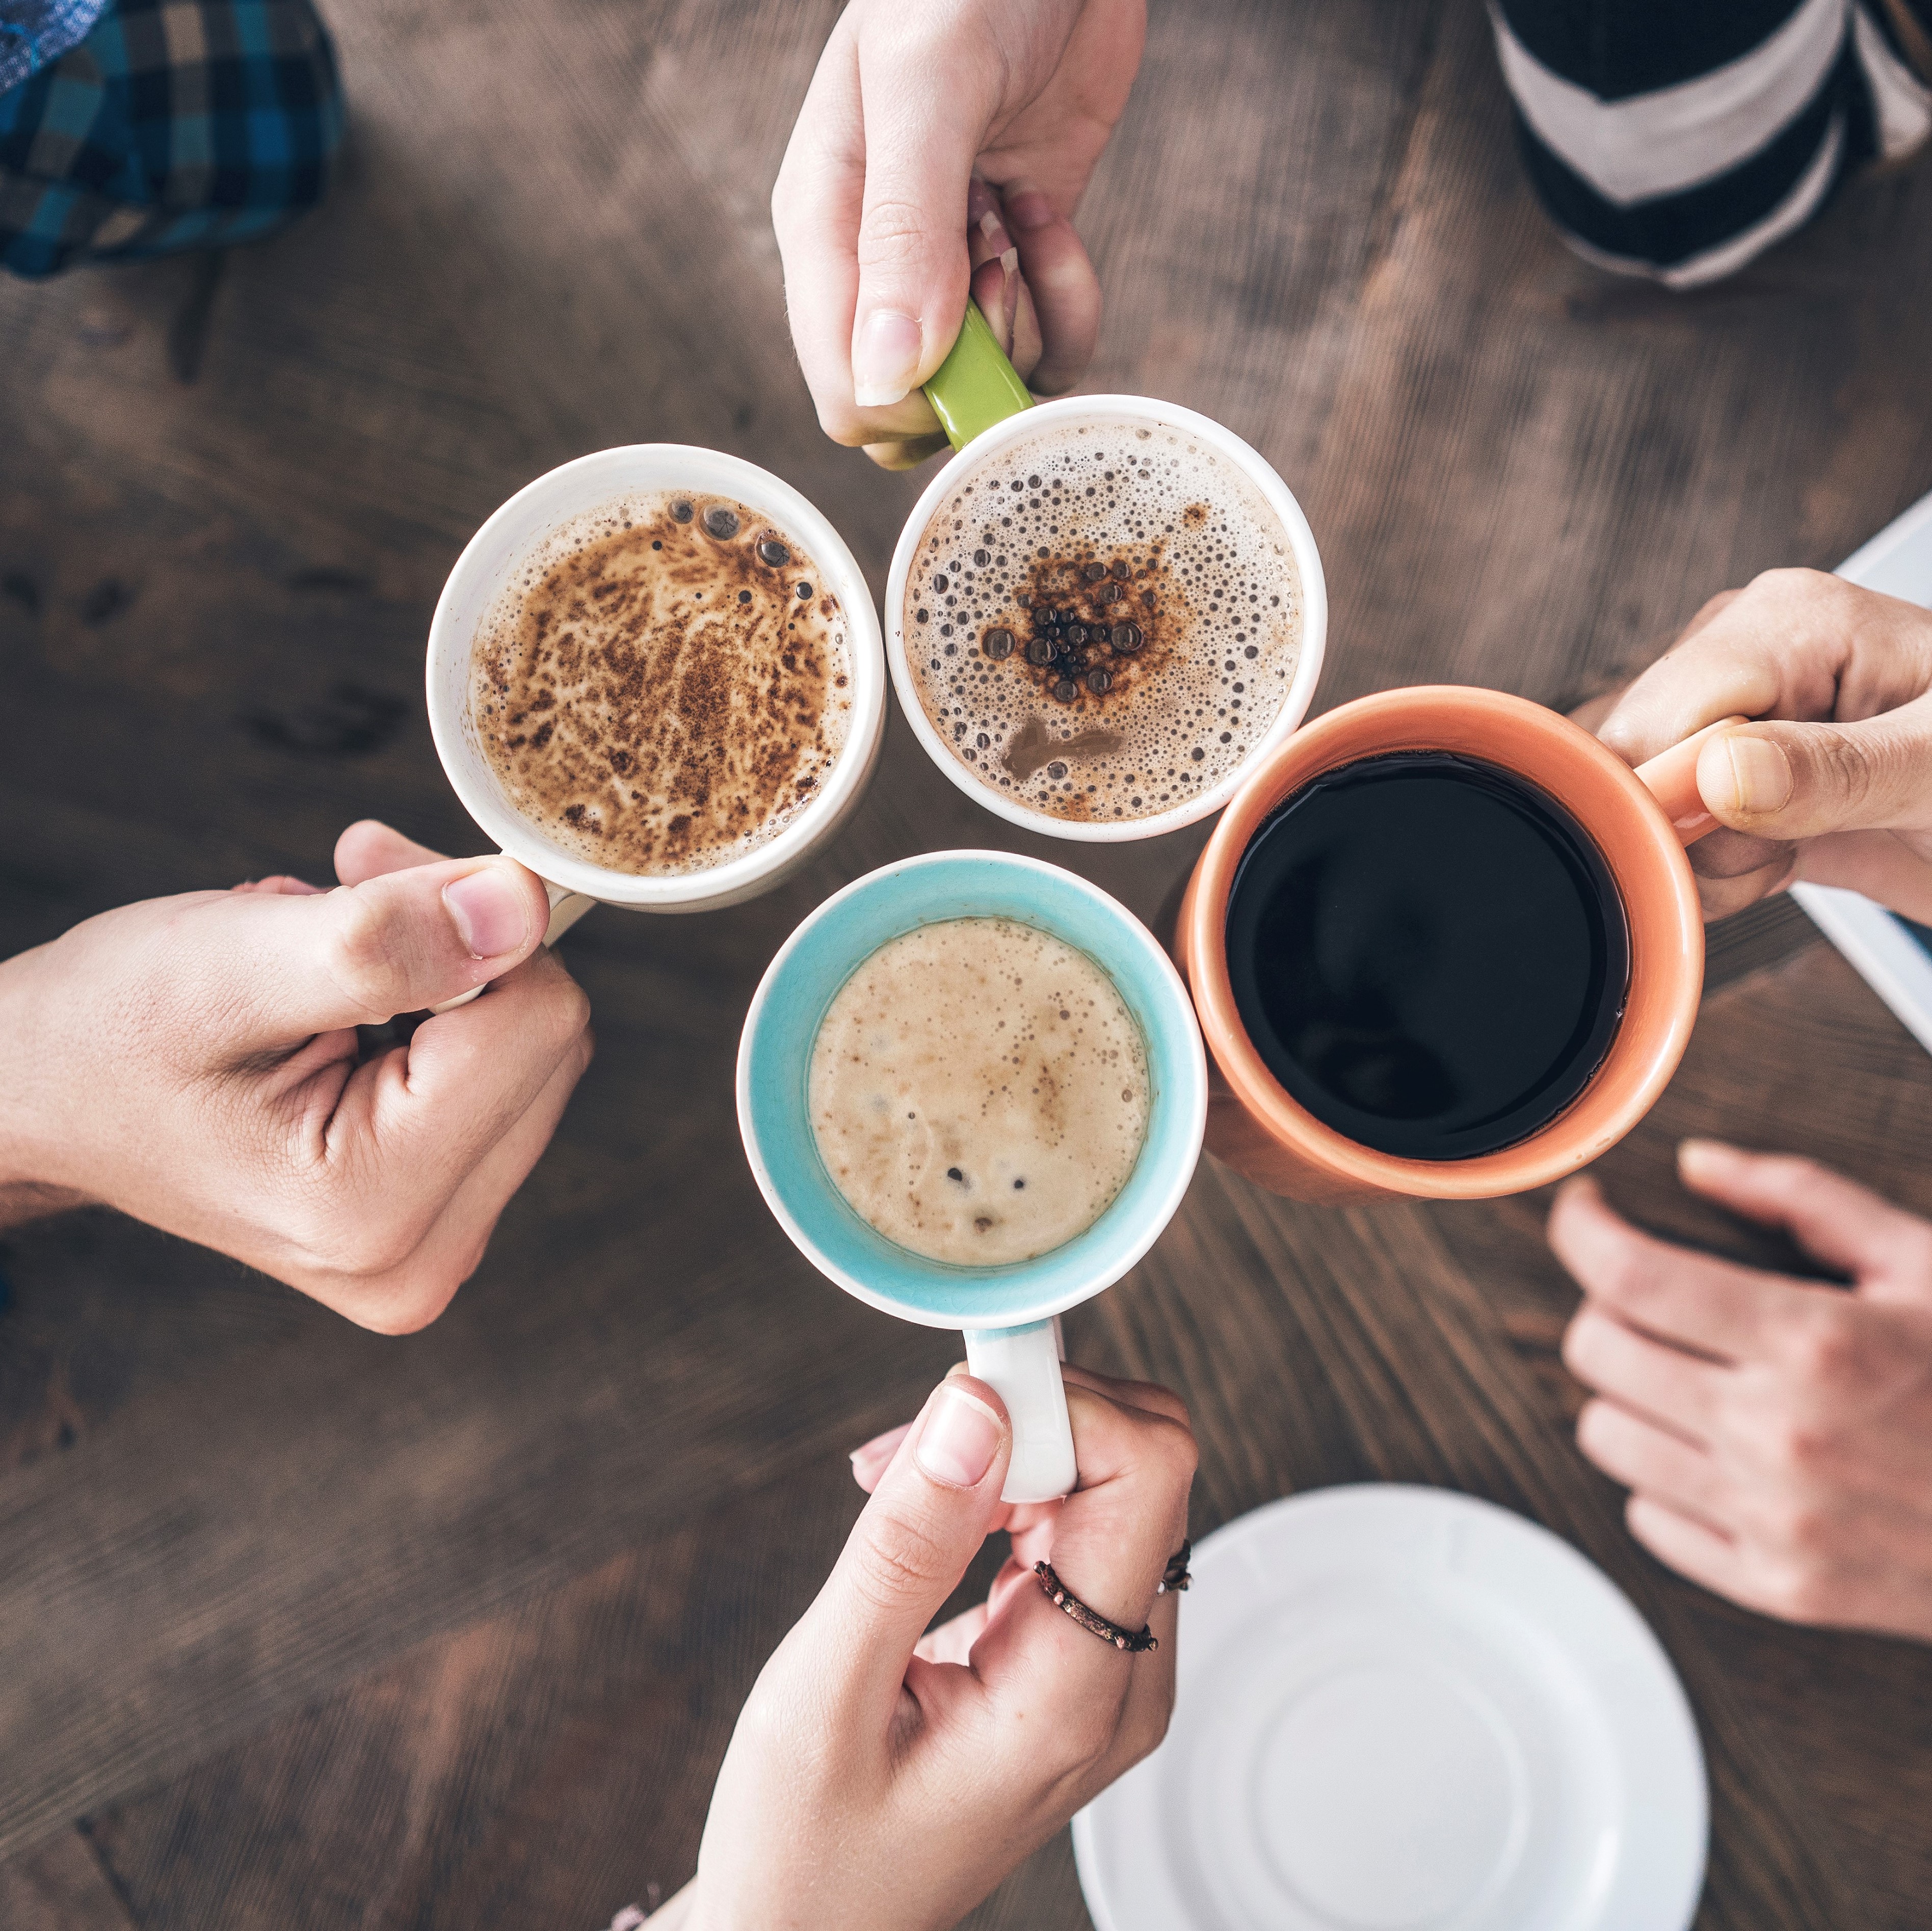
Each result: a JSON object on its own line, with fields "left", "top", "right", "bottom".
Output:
{"left": 885, "top": 364, "right": 1328, "bottom": 842}
{"left": 425, "top": 445, "right": 887, "bottom": 949}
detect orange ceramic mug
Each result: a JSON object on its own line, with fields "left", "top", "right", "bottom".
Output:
{"left": 1175, "top": 685, "right": 1734, "bottom": 1202}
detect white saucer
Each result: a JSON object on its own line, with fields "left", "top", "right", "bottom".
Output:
{"left": 1072, "top": 1486, "right": 1707, "bottom": 1931}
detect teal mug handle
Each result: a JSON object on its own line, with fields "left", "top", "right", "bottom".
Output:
{"left": 923, "top": 300, "right": 1035, "bottom": 450}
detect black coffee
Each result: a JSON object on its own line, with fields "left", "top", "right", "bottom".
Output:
{"left": 1225, "top": 753, "right": 1630, "bottom": 1160}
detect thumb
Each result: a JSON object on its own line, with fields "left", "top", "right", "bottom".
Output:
{"left": 848, "top": 56, "right": 987, "bottom": 408}
{"left": 222, "top": 854, "right": 552, "bottom": 1042}
{"left": 804, "top": 1374, "right": 1011, "bottom": 1710}
{"left": 1696, "top": 710, "right": 1932, "bottom": 842}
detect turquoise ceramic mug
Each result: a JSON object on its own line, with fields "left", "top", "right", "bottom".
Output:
{"left": 737, "top": 851, "right": 1208, "bottom": 1503}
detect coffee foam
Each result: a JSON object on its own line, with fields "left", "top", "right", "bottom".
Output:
{"left": 902, "top": 414, "right": 1301, "bottom": 822}
{"left": 469, "top": 491, "right": 851, "bottom": 876}
{"left": 809, "top": 917, "right": 1149, "bottom": 1267}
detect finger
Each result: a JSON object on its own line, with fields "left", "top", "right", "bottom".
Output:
{"left": 850, "top": 1420, "right": 913, "bottom": 1490}
{"left": 973, "top": 1378, "right": 1195, "bottom": 1712}
{"left": 1678, "top": 1140, "right": 1932, "bottom": 1282}
{"left": 1598, "top": 569, "right": 1932, "bottom": 765}
{"left": 1624, "top": 1494, "right": 1750, "bottom": 1604}
{"left": 1060, "top": 1362, "right": 1192, "bottom": 1427}
{"left": 1561, "top": 1304, "right": 1724, "bottom": 1442}
{"left": 1793, "top": 827, "right": 1932, "bottom": 924}
{"left": 967, "top": 177, "right": 1022, "bottom": 352}
{"left": 298, "top": 1013, "right": 593, "bottom": 1331}
{"left": 213, "top": 854, "right": 554, "bottom": 1044}
{"left": 1576, "top": 1397, "right": 1729, "bottom": 1530}
{"left": 335, "top": 818, "right": 449, "bottom": 884}
{"left": 999, "top": 180, "right": 1100, "bottom": 395}
{"left": 800, "top": 1374, "right": 1012, "bottom": 1715}
{"left": 916, "top": 1600, "right": 991, "bottom": 1667}
{"left": 268, "top": 945, "right": 590, "bottom": 1277}
{"left": 771, "top": 23, "right": 946, "bottom": 447}
{"left": 1548, "top": 1178, "right": 1807, "bottom": 1357}
{"left": 1693, "top": 699, "right": 1932, "bottom": 843}
{"left": 1688, "top": 846, "right": 1798, "bottom": 921}
{"left": 845, "top": 31, "right": 1004, "bottom": 412}
{"left": 863, "top": 433, "right": 952, "bottom": 471}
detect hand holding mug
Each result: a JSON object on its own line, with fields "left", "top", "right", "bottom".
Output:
{"left": 0, "top": 821, "right": 592, "bottom": 1331}
{"left": 654, "top": 1364, "right": 1196, "bottom": 1931}
{"left": 1551, "top": 1143, "right": 1932, "bottom": 1644}
{"left": 1594, "top": 569, "right": 1932, "bottom": 922}
{"left": 773, "top": 0, "right": 1145, "bottom": 467}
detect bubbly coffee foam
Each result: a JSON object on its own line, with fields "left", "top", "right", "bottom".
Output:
{"left": 810, "top": 918, "right": 1149, "bottom": 1267}
{"left": 470, "top": 491, "right": 851, "bottom": 876}
{"left": 902, "top": 415, "right": 1301, "bottom": 822}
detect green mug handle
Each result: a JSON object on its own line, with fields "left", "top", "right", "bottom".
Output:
{"left": 923, "top": 300, "right": 1035, "bottom": 450}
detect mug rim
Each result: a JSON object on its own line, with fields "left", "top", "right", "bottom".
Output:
{"left": 883, "top": 393, "right": 1329, "bottom": 843}
{"left": 736, "top": 848, "right": 1209, "bottom": 1330}
{"left": 425, "top": 444, "right": 887, "bottom": 908}
{"left": 1179, "top": 686, "right": 1705, "bottom": 1199}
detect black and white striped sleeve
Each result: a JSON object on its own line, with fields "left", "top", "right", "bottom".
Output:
{"left": 1491, "top": 0, "right": 1932, "bottom": 287}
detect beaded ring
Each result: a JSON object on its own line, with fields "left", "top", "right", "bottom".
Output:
{"left": 1034, "top": 1540, "right": 1192, "bottom": 1653}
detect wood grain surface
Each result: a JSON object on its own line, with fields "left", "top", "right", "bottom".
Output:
{"left": 2, "top": 0, "right": 1930, "bottom": 1924}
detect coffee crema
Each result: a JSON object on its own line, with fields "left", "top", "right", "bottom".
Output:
{"left": 471, "top": 491, "right": 850, "bottom": 875}
{"left": 809, "top": 918, "right": 1149, "bottom": 1266}
{"left": 902, "top": 415, "right": 1301, "bottom": 822}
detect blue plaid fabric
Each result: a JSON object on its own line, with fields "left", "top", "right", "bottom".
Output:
{"left": 0, "top": 0, "right": 343, "bottom": 278}
{"left": 0, "top": 0, "right": 109, "bottom": 96}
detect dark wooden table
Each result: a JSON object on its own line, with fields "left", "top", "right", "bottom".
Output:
{"left": 4, "top": 2, "right": 1931, "bottom": 1925}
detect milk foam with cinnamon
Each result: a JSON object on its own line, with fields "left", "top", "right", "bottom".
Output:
{"left": 809, "top": 918, "right": 1150, "bottom": 1266}
{"left": 902, "top": 414, "right": 1301, "bottom": 823}
{"left": 470, "top": 491, "right": 851, "bottom": 876}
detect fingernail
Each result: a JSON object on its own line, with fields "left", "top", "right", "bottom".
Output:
{"left": 1719, "top": 733, "right": 1792, "bottom": 816}
{"left": 916, "top": 1383, "right": 1001, "bottom": 1488}
{"left": 852, "top": 309, "right": 923, "bottom": 409}
{"left": 1004, "top": 185, "right": 1055, "bottom": 233}
{"left": 443, "top": 867, "right": 530, "bottom": 958}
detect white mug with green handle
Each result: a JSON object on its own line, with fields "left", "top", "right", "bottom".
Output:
{"left": 422, "top": 444, "right": 888, "bottom": 1006}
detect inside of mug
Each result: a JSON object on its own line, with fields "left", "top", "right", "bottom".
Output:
{"left": 1197, "top": 690, "right": 1702, "bottom": 1193}
{"left": 740, "top": 855, "right": 1204, "bottom": 1324}
{"left": 429, "top": 445, "right": 884, "bottom": 906}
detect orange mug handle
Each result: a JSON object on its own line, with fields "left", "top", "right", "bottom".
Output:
{"left": 1631, "top": 714, "right": 1750, "bottom": 847}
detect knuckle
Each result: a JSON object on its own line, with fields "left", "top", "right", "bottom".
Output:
{"left": 1766, "top": 1496, "right": 1834, "bottom": 1559}
{"left": 849, "top": 1506, "right": 954, "bottom": 1610}
{"left": 545, "top": 979, "right": 593, "bottom": 1053}
{"left": 353, "top": 1272, "right": 463, "bottom": 1335}
{"left": 1151, "top": 1413, "right": 1200, "bottom": 1489}
{"left": 1782, "top": 1309, "right": 1860, "bottom": 1387}
{"left": 1056, "top": 1687, "right": 1126, "bottom": 1772}
{"left": 322, "top": 895, "right": 406, "bottom": 1018}
{"left": 1750, "top": 566, "right": 1842, "bottom": 615}
{"left": 855, "top": 195, "right": 936, "bottom": 273}
{"left": 1749, "top": 1407, "right": 1832, "bottom": 1478}
{"left": 1126, "top": 1687, "right": 1176, "bottom": 1765}
{"left": 1759, "top": 1556, "right": 1834, "bottom": 1624}
{"left": 1560, "top": 1309, "right": 1603, "bottom": 1381}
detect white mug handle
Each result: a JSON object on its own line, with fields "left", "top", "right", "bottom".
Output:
{"left": 964, "top": 1318, "right": 1077, "bottom": 1504}
{"left": 430, "top": 879, "right": 597, "bottom": 1014}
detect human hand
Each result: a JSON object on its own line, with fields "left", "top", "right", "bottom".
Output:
{"left": 0, "top": 820, "right": 592, "bottom": 1331}
{"left": 664, "top": 1362, "right": 1196, "bottom": 1930}
{"left": 1550, "top": 1141, "right": 1932, "bottom": 1643}
{"left": 1592, "top": 568, "right": 1932, "bottom": 921}
{"left": 773, "top": 0, "right": 1145, "bottom": 468}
